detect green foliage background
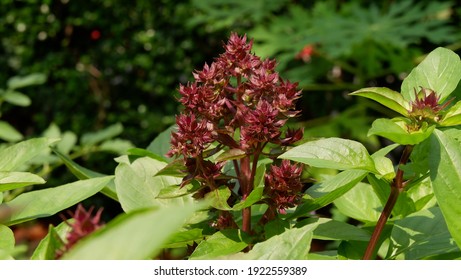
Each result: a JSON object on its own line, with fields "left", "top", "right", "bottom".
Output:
{"left": 2, "top": 0, "right": 460, "bottom": 147}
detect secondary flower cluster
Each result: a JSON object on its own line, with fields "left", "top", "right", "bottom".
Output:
{"left": 56, "top": 204, "right": 104, "bottom": 258}
{"left": 264, "top": 160, "right": 304, "bottom": 214}
{"left": 168, "top": 33, "right": 304, "bottom": 214}
{"left": 409, "top": 87, "right": 452, "bottom": 124}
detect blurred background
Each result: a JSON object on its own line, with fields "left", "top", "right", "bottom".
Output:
{"left": 1, "top": 0, "right": 460, "bottom": 256}
{"left": 2, "top": 0, "right": 460, "bottom": 146}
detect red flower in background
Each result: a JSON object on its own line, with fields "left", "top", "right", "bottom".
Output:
{"left": 296, "top": 44, "right": 315, "bottom": 62}
{"left": 56, "top": 204, "right": 104, "bottom": 259}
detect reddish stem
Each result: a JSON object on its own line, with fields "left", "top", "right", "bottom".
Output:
{"left": 362, "top": 145, "right": 413, "bottom": 260}
{"left": 240, "top": 156, "right": 252, "bottom": 233}
{"left": 240, "top": 144, "right": 263, "bottom": 234}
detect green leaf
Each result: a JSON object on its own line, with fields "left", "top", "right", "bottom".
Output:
{"left": 6, "top": 73, "right": 47, "bottom": 90}
{"left": 0, "top": 121, "right": 23, "bottom": 142}
{"left": 0, "top": 171, "right": 45, "bottom": 192}
{"left": 205, "top": 186, "right": 232, "bottom": 211}
{"left": 232, "top": 186, "right": 264, "bottom": 211}
{"left": 232, "top": 163, "right": 265, "bottom": 210}
{"left": 338, "top": 240, "right": 369, "bottom": 260}
{"left": 0, "top": 137, "right": 58, "bottom": 171}
{"left": 368, "top": 118, "right": 435, "bottom": 145}
{"left": 63, "top": 202, "right": 203, "bottom": 260}
{"left": 264, "top": 218, "right": 290, "bottom": 239}
{"left": 279, "top": 137, "right": 376, "bottom": 172}
{"left": 389, "top": 207, "right": 460, "bottom": 259}
{"left": 114, "top": 156, "right": 190, "bottom": 212}
{"left": 2, "top": 176, "right": 113, "bottom": 226}
{"left": 308, "top": 251, "right": 338, "bottom": 260}
{"left": 369, "top": 172, "right": 435, "bottom": 219}
{"left": 429, "top": 129, "right": 461, "bottom": 249}
{"left": 31, "top": 223, "right": 69, "bottom": 260}
{"left": 127, "top": 148, "right": 168, "bottom": 163}
{"left": 401, "top": 47, "right": 461, "bottom": 102}
{"left": 155, "top": 159, "right": 186, "bottom": 177}
{"left": 147, "top": 124, "right": 176, "bottom": 162}
{"left": 2, "top": 90, "right": 31, "bottom": 107}
{"left": 369, "top": 143, "right": 399, "bottom": 180}
{"left": 440, "top": 100, "right": 461, "bottom": 126}
{"left": 42, "top": 124, "right": 77, "bottom": 155}
{"left": 237, "top": 222, "right": 318, "bottom": 260}
{"left": 80, "top": 123, "right": 123, "bottom": 146}
{"left": 57, "top": 132, "right": 77, "bottom": 155}
{"left": 163, "top": 228, "right": 203, "bottom": 249}
{"left": 52, "top": 148, "right": 117, "bottom": 201}
{"left": 189, "top": 229, "right": 250, "bottom": 260}
{"left": 350, "top": 87, "right": 409, "bottom": 116}
{"left": 334, "top": 182, "right": 382, "bottom": 223}
{"left": 0, "top": 225, "right": 15, "bottom": 253}
{"left": 406, "top": 177, "right": 436, "bottom": 212}
{"left": 215, "top": 148, "right": 246, "bottom": 162}
{"left": 372, "top": 155, "right": 395, "bottom": 181}
{"left": 291, "top": 169, "right": 368, "bottom": 217}
{"left": 53, "top": 148, "right": 105, "bottom": 179}
{"left": 156, "top": 181, "right": 199, "bottom": 199}
{"left": 372, "top": 144, "right": 400, "bottom": 159}
{"left": 298, "top": 218, "right": 370, "bottom": 241}
{"left": 99, "top": 139, "right": 134, "bottom": 154}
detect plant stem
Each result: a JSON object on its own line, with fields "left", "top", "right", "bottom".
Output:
{"left": 363, "top": 145, "right": 413, "bottom": 260}
{"left": 362, "top": 185, "right": 400, "bottom": 260}
{"left": 240, "top": 156, "right": 252, "bottom": 234}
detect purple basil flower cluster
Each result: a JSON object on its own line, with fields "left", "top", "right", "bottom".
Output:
{"left": 168, "top": 33, "right": 304, "bottom": 219}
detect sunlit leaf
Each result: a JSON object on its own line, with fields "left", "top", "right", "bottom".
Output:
{"left": 371, "top": 156, "right": 395, "bottom": 181}
{"left": 291, "top": 169, "right": 368, "bottom": 217}
{"left": 31, "top": 223, "right": 69, "bottom": 260}
{"left": 3, "top": 176, "right": 113, "bottom": 226}
{"left": 155, "top": 159, "right": 186, "bottom": 177}
{"left": 189, "top": 229, "right": 250, "bottom": 260}
{"left": 127, "top": 148, "right": 168, "bottom": 163}
{"left": 429, "top": 129, "right": 461, "bottom": 249}
{"left": 80, "top": 123, "right": 123, "bottom": 146}
{"left": 389, "top": 207, "right": 460, "bottom": 259}
{"left": 0, "top": 171, "right": 45, "bottom": 192}
{"left": 236, "top": 222, "right": 318, "bottom": 260}
{"left": 205, "top": 186, "right": 232, "bottom": 211}
{"left": 0, "top": 121, "right": 23, "bottom": 142}
{"left": 2, "top": 90, "right": 31, "bottom": 107}
{"left": 350, "top": 87, "right": 409, "bottom": 116}
{"left": 63, "top": 202, "right": 203, "bottom": 260}
{"left": 0, "top": 225, "right": 14, "bottom": 253}
{"left": 280, "top": 137, "right": 376, "bottom": 172}
{"left": 147, "top": 124, "right": 177, "bottom": 162}
{"left": 114, "top": 156, "right": 190, "bottom": 212}
{"left": 0, "top": 138, "right": 58, "bottom": 171}
{"left": 7, "top": 73, "right": 47, "bottom": 90}
{"left": 440, "top": 100, "right": 461, "bottom": 126}
{"left": 52, "top": 148, "right": 117, "bottom": 201}
{"left": 401, "top": 47, "right": 461, "bottom": 102}
{"left": 368, "top": 118, "right": 435, "bottom": 145}
{"left": 334, "top": 182, "right": 382, "bottom": 222}
{"left": 99, "top": 139, "right": 134, "bottom": 154}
